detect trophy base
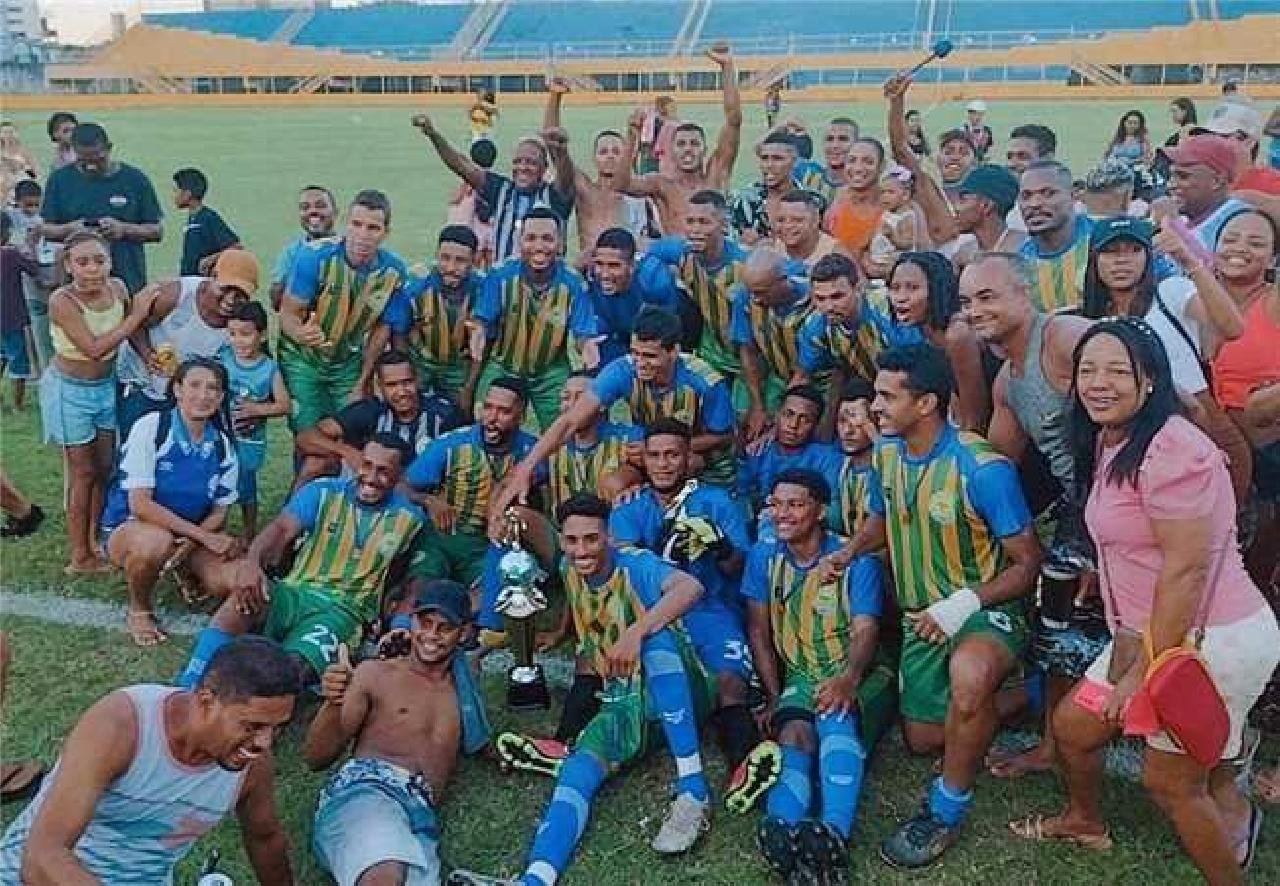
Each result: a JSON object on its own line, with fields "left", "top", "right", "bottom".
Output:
{"left": 507, "top": 664, "right": 551, "bottom": 711}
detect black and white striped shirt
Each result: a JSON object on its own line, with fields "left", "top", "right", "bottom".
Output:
{"left": 480, "top": 171, "right": 574, "bottom": 261}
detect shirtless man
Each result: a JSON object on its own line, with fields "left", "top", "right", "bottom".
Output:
{"left": 543, "top": 78, "right": 653, "bottom": 252}
{"left": 304, "top": 580, "right": 489, "bottom": 886}
{"left": 616, "top": 44, "right": 742, "bottom": 236}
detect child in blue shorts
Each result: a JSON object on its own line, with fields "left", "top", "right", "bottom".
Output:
{"left": 218, "top": 301, "right": 290, "bottom": 537}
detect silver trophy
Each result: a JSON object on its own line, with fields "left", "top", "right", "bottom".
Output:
{"left": 495, "top": 507, "right": 551, "bottom": 710}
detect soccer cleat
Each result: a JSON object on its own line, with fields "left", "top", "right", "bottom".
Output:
{"left": 726, "top": 740, "right": 783, "bottom": 814}
{"left": 878, "top": 807, "right": 961, "bottom": 869}
{"left": 494, "top": 731, "right": 568, "bottom": 777}
{"left": 757, "top": 815, "right": 798, "bottom": 879}
{"left": 651, "top": 792, "right": 711, "bottom": 854}
{"left": 445, "top": 870, "right": 519, "bottom": 886}
{"left": 795, "top": 819, "right": 849, "bottom": 884}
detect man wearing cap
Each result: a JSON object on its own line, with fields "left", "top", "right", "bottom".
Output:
{"left": 1191, "top": 103, "right": 1280, "bottom": 222}
{"left": 304, "top": 579, "right": 491, "bottom": 886}
{"left": 1161, "top": 133, "right": 1252, "bottom": 250}
{"left": 943, "top": 164, "right": 1025, "bottom": 267}
{"left": 115, "top": 248, "right": 261, "bottom": 435}
{"left": 40, "top": 122, "right": 163, "bottom": 296}
{"left": 961, "top": 100, "right": 994, "bottom": 162}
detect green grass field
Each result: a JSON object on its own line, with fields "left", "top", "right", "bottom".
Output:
{"left": 2, "top": 97, "right": 1277, "bottom": 884}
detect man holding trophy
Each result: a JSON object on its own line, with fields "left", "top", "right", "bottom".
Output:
{"left": 448, "top": 493, "right": 713, "bottom": 886}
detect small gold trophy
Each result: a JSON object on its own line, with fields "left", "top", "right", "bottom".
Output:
{"left": 495, "top": 507, "right": 550, "bottom": 710}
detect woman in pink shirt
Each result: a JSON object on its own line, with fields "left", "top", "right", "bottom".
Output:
{"left": 1010, "top": 317, "right": 1279, "bottom": 877}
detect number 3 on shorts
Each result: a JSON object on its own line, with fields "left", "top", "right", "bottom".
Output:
{"left": 301, "top": 624, "right": 341, "bottom": 662}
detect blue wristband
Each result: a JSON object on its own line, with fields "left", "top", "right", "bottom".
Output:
{"left": 389, "top": 614, "right": 412, "bottom": 631}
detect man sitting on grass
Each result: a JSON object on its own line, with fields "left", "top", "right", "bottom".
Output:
{"left": 304, "top": 580, "right": 490, "bottom": 886}
{"left": 176, "top": 434, "right": 425, "bottom": 690}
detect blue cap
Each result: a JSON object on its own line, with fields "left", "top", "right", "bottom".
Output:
{"left": 412, "top": 580, "right": 472, "bottom": 625}
{"left": 1090, "top": 216, "right": 1153, "bottom": 251}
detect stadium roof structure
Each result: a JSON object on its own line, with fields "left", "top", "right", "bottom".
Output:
{"left": 43, "top": 14, "right": 1280, "bottom": 95}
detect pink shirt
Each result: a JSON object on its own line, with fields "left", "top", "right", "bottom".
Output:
{"left": 1085, "top": 416, "right": 1264, "bottom": 631}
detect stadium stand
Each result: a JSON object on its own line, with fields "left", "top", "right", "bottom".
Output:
{"left": 141, "top": 10, "right": 292, "bottom": 42}
{"left": 293, "top": 2, "right": 475, "bottom": 55}
{"left": 487, "top": 0, "right": 687, "bottom": 56}
{"left": 698, "top": 1, "right": 926, "bottom": 50}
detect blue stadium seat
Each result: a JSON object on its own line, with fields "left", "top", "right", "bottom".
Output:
{"left": 937, "top": 0, "right": 1190, "bottom": 38}
{"left": 490, "top": 0, "right": 686, "bottom": 53}
{"left": 294, "top": 3, "right": 473, "bottom": 53}
{"left": 701, "top": 1, "right": 924, "bottom": 43}
{"left": 142, "top": 10, "right": 291, "bottom": 41}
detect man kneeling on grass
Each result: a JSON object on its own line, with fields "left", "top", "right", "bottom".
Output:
{"left": 449, "top": 493, "right": 713, "bottom": 886}
{"left": 304, "top": 580, "right": 491, "bottom": 886}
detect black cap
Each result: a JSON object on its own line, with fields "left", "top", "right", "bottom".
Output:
{"left": 411, "top": 580, "right": 472, "bottom": 625}
{"left": 1091, "top": 216, "right": 1153, "bottom": 251}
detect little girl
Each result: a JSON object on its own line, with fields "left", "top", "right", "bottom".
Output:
{"left": 41, "top": 230, "right": 153, "bottom": 573}
{"left": 868, "top": 165, "right": 925, "bottom": 279}
{"left": 217, "top": 300, "right": 289, "bottom": 538}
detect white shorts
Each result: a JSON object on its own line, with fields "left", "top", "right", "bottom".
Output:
{"left": 312, "top": 758, "right": 441, "bottom": 886}
{"left": 1085, "top": 605, "right": 1280, "bottom": 759}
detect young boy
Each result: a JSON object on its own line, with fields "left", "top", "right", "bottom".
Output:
{"left": 173, "top": 167, "right": 240, "bottom": 277}
{"left": 7, "top": 178, "right": 56, "bottom": 370}
{"left": 0, "top": 214, "right": 37, "bottom": 411}
{"left": 217, "top": 301, "right": 290, "bottom": 537}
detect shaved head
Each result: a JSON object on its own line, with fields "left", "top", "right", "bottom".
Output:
{"left": 741, "top": 246, "right": 793, "bottom": 305}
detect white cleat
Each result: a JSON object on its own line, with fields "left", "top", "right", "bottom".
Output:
{"left": 651, "top": 792, "right": 711, "bottom": 854}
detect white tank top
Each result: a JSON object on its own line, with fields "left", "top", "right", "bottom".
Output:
{"left": 118, "top": 277, "right": 229, "bottom": 398}
{"left": 0, "top": 685, "right": 246, "bottom": 886}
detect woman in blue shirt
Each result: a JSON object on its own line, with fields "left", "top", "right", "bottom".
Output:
{"left": 102, "top": 358, "right": 241, "bottom": 646}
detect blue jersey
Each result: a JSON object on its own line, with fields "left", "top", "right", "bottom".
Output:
{"left": 588, "top": 253, "right": 682, "bottom": 365}
{"left": 592, "top": 353, "right": 734, "bottom": 436}
{"left": 798, "top": 300, "right": 902, "bottom": 381}
{"left": 101, "top": 410, "right": 238, "bottom": 532}
{"left": 217, "top": 345, "right": 276, "bottom": 473}
{"left": 741, "top": 532, "right": 882, "bottom": 617}
{"left": 738, "top": 439, "right": 844, "bottom": 508}
{"left": 609, "top": 483, "right": 752, "bottom": 611}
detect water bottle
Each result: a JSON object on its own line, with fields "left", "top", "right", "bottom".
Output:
{"left": 196, "top": 850, "right": 234, "bottom": 886}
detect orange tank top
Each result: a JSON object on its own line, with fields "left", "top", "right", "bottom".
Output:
{"left": 825, "top": 197, "right": 882, "bottom": 257}
{"left": 1212, "top": 296, "right": 1280, "bottom": 410}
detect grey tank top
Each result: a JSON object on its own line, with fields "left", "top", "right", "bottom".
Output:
{"left": 1006, "top": 313, "right": 1074, "bottom": 488}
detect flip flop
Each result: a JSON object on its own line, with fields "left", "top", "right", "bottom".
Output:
{"left": 0, "top": 761, "right": 44, "bottom": 802}
{"left": 1008, "top": 814, "right": 1113, "bottom": 851}
{"left": 126, "top": 611, "right": 169, "bottom": 648}
{"left": 1239, "top": 802, "right": 1263, "bottom": 872}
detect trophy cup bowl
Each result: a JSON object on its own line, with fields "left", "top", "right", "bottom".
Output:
{"left": 496, "top": 543, "right": 551, "bottom": 711}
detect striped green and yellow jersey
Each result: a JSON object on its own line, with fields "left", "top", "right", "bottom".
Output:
{"left": 741, "top": 532, "right": 883, "bottom": 682}
{"left": 868, "top": 425, "right": 1033, "bottom": 611}
{"left": 828, "top": 454, "right": 874, "bottom": 539}
{"left": 797, "top": 301, "right": 900, "bottom": 383}
{"left": 546, "top": 422, "right": 643, "bottom": 515}
{"left": 729, "top": 278, "right": 816, "bottom": 383}
{"left": 561, "top": 547, "right": 674, "bottom": 675}
{"left": 648, "top": 236, "right": 748, "bottom": 378}
{"left": 1018, "top": 216, "right": 1092, "bottom": 314}
{"left": 281, "top": 478, "right": 425, "bottom": 621}
{"left": 405, "top": 424, "right": 544, "bottom": 535}
{"left": 472, "top": 257, "right": 597, "bottom": 377}
{"left": 396, "top": 267, "right": 482, "bottom": 371}
{"left": 281, "top": 239, "right": 408, "bottom": 365}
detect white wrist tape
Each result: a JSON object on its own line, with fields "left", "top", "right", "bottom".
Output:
{"left": 926, "top": 587, "right": 981, "bottom": 637}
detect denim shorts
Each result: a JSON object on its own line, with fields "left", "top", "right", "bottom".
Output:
{"left": 1, "top": 329, "right": 32, "bottom": 379}
{"left": 39, "top": 365, "right": 116, "bottom": 446}
{"left": 313, "top": 757, "right": 440, "bottom": 886}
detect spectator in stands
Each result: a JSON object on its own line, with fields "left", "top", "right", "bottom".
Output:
{"left": 469, "top": 89, "right": 499, "bottom": 143}
{"left": 961, "top": 100, "right": 994, "bottom": 161}
{"left": 764, "top": 82, "right": 783, "bottom": 129}
{"left": 270, "top": 184, "right": 337, "bottom": 310}
{"left": 41, "top": 123, "right": 163, "bottom": 295}
{"left": 615, "top": 44, "right": 743, "bottom": 237}
{"left": 173, "top": 167, "right": 240, "bottom": 277}
{"left": 45, "top": 111, "right": 77, "bottom": 171}
{"left": 1164, "top": 97, "right": 1198, "bottom": 149}
{"left": 414, "top": 113, "right": 573, "bottom": 263}
{"left": 1103, "top": 110, "right": 1153, "bottom": 168}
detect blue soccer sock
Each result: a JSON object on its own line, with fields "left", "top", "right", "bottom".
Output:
{"left": 522, "top": 750, "right": 608, "bottom": 886}
{"left": 641, "top": 630, "right": 709, "bottom": 802}
{"left": 927, "top": 776, "right": 974, "bottom": 828}
{"left": 176, "top": 627, "right": 234, "bottom": 689}
{"left": 816, "top": 710, "right": 866, "bottom": 839}
{"left": 764, "top": 744, "right": 813, "bottom": 825}
{"left": 477, "top": 544, "right": 504, "bottom": 631}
